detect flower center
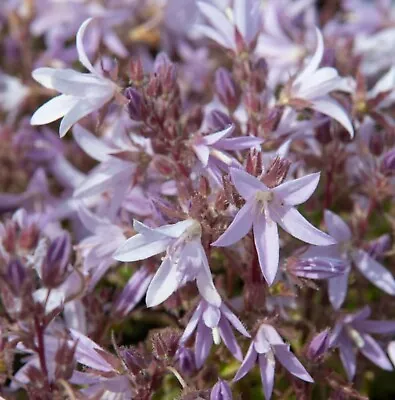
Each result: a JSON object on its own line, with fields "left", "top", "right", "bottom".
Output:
{"left": 255, "top": 191, "right": 274, "bottom": 215}
{"left": 347, "top": 326, "right": 365, "bottom": 349}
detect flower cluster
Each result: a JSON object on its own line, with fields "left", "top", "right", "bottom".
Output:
{"left": 1, "top": 0, "right": 395, "bottom": 399}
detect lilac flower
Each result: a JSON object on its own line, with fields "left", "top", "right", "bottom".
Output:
{"left": 211, "top": 379, "right": 232, "bottom": 400}
{"left": 234, "top": 323, "right": 313, "bottom": 399}
{"left": 195, "top": 0, "right": 261, "bottom": 52}
{"left": 179, "top": 299, "right": 250, "bottom": 368}
{"left": 114, "top": 219, "right": 221, "bottom": 307}
{"left": 191, "top": 125, "right": 263, "bottom": 185}
{"left": 306, "top": 329, "right": 331, "bottom": 362}
{"left": 212, "top": 168, "right": 336, "bottom": 285}
{"left": 30, "top": 18, "right": 119, "bottom": 137}
{"left": 76, "top": 206, "right": 126, "bottom": 289}
{"left": 307, "top": 210, "right": 395, "bottom": 309}
{"left": 286, "top": 256, "right": 347, "bottom": 280}
{"left": 330, "top": 306, "right": 395, "bottom": 381}
{"left": 280, "top": 28, "right": 354, "bottom": 138}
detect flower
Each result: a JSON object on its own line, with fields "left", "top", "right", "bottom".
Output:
{"left": 191, "top": 124, "right": 263, "bottom": 185}
{"left": 306, "top": 329, "right": 331, "bottom": 363}
{"left": 30, "top": 18, "right": 118, "bottom": 137}
{"left": 280, "top": 28, "right": 354, "bottom": 138}
{"left": 211, "top": 379, "right": 233, "bottom": 400}
{"left": 233, "top": 323, "right": 313, "bottom": 400}
{"left": 212, "top": 168, "right": 336, "bottom": 285}
{"left": 114, "top": 219, "right": 221, "bottom": 307}
{"left": 307, "top": 210, "right": 395, "bottom": 309}
{"left": 195, "top": 0, "right": 261, "bottom": 52}
{"left": 179, "top": 299, "right": 250, "bottom": 368}
{"left": 286, "top": 256, "right": 347, "bottom": 280}
{"left": 329, "top": 306, "right": 395, "bottom": 381}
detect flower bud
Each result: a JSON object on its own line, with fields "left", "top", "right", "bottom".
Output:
{"left": 175, "top": 346, "right": 196, "bottom": 376}
{"left": 55, "top": 340, "right": 77, "bottom": 380}
{"left": 380, "top": 149, "right": 395, "bottom": 175}
{"left": 129, "top": 57, "right": 144, "bottom": 84}
{"left": 369, "top": 132, "right": 384, "bottom": 156}
{"left": 315, "top": 120, "right": 332, "bottom": 145}
{"left": 287, "top": 256, "right": 347, "bottom": 280}
{"left": 120, "top": 347, "right": 149, "bottom": 375}
{"left": 151, "top": 328, "right": 180, "bottom": 363}
{"left": 41, "top": 233, "right": 71, "bottom": 288}
{"left": 210, "top": 379, "right": 232, "bottom": 400}
{"left": 306, "top": 329, "right": 330, "bottom": 363}
{"left": 6, "top": 259, "right": 26, "bottom": 294}
{"left": 215, "top": 68, "right": 238, "bottom": 111}
{"left": 208, "top": 110, "right": 233, "bottom": 131}
{"left": 250, "top": 58, "right": 268, "bottom": 92}
{"left": 125, "top": 88, "right": 145, "bottom": 121}
{"left": 367, "top": 234, "right": 391, "bottom": 260}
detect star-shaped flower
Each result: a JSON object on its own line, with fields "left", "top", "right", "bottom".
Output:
{"left": 212, "top": 168, "right": 336, "bottom": 285}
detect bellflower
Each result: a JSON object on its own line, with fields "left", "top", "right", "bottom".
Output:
{"left": 195, "top": 0, "right": 261, "bottom": 52}
{"left": 114, "top": 219, "right": 221, "bottom": 307}
{"left": 179, "top": 299, "right": 250, "bottom": 368}
{"left": 191, "top": 124, "right": 263, "bottom": 185}
{"left": 280, "top": 28, "right": 354, "bottom": 138}
{"left": 234, "top": 323, "right": 313, "bottom": 400}
{"left": 30, "top": 18, "right": 118, "bottom": 137}
{"left": 330, "top": 306, "right": 395, "bottom": 381}
{"left": 212, "top": 168, "right": 336, "bottom": 285}
{"left": 307, "top": 210, "right": 395, "bottom": 309}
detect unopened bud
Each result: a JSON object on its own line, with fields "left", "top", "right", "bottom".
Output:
{"left": 369, "top": 132, "right": 384, "bottom": 156}
{"left": 120, "top": 347, "right": 149, "bottom": 375}
{"left": 208, "top": 110, "right": 233, "bottom": 131}
{"left": 367, "top": 234, "right": 391, "bottom": 260}
{"left": 175, "top": 346, "right": 196, "bottom": 376}
{"left": 380, "top": 149, "right": 395, "bottom": 175}
{"left": 55, "top": 340, "right": 77, "bottom": 380}
{"left": 215, "top": 68, "right": 238, "bottom": 111}
{"left": 151, "top": 328, "right": 180, "bottom": 363}
{"left": 306, "top": 329, "right": 330, "bottom": 362}
{"left": 125, "top": 88, "right": 145, "bottom": 121}
{"left": 210, "top": 379, "right": 233, "bottom": 400}
{"left": 6, "top": 259, "right": 26, "bottom": 294}
{"left": 315, "top": 120, "right": 332, "bottom": 145}
{"left": 42, "top": 233, "right": 71, "bottom": 288}
{"left": 250, "top": 58, "right": 268, "bottom": 92}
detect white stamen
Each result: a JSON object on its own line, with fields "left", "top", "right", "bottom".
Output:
{"left": 212, "top": 327, "right": 221, "bottom": 345}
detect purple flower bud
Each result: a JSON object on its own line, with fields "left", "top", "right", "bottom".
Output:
{"left": 125, "top": 88, "right": 145, "bottom": 121}
{"left": 369, "top": 132, "right": 384, "bottom": 156}
{"left": 287, "top": 256, "right": 347, "bottom": 280}
{"left": 367, "top": 234, "right": 391, "bottom": 261}
{"left": 210, "top": 379, "right": 232, "bottom": 400}
{"left": 315, "top": 120, "right": 332, "bottom": 145}
{"left": 208, "top": 110, "right": 233, "bottom": 131}
{"left": 250, "top": 58, "right": 268, "bottom": 92}
{"left": 6, "top": 259, "right": 26, "bottom": 294}
{"left": 42, "top": 232, "right": 71, "bottom": 288}
{"left": 175, "top": 346, "right": 196, "bottom": 376}
{"left": 55, "top": 340, "right": 77, "bottom": 380}
{"left": 113, "top": 266, "right": 152, "bottom": 317}
{"left": 120, "top": 347, "right": 149, "bottom": 375}
{"left": 215, "top": 68, "right": 238, "bottom": 111}
{"left": 306, "top": 329, "right": 330, "bottom": 362}
{"left": 380, "top": 149, "right": 395, "bottom": 175}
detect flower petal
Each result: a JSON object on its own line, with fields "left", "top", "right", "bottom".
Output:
{"left": 253, "top": 213, "right": 279, "bottom": 286}
{"left": 180, "top": 302, "right": 204, "bottom": 343}
{"left": 211, "top": 200, "right": 254, "bottom": 247}
{"left": 258, "top": 354, "right": 275, "bottom": 400}
{"left": 145, "top": 258, "right": 179, "bottom": 307}
{"left": 195, "top": 320, "right": 213, "bottom": 369}
{"left": 274, "top": 206, "right": 336, "bottom": 246}
{"left": 273, "top": 344, "right": 313, "bottom": 382}
{"left": 233, "top": 343, "right": 258, "bottom": 381}
{"left": 352, "top": 249, "right": 395, "bottom": 295}
{"left": 328, "top": 266, "right": 350, "bottom": 310}
{"left": 31, "top": 95, "right": 78, "bottom": 126}
{"left": 360, "top": 334, "right": 393, "bottom": 371}
{"left": 324, "top": 210, "right": 352, "bottom": 242}
{"left": 312, "top": 97, "right": 354, "bottom": 138}
{"left": 230, "top": 167, "right": 269, "bottom": 200}
{"left": 219, "top": 318, "right": 243, "bottom": 361}
{"left": 204, "top": 125, "right": 234, "bottom": 145}
{"left": 273, "top": 172, "right": 320, "bottom": 206}
{"left": 221, "top": 303, "right": 250, "bottom": 337}
{"left": 76, "top": 18, "right": 97, "bottom": 75}
{"left": 203, "top": 305, "right": 221, "bottom": 328}
{"left": 338, "top": 334, "right": 356, "bottom": 381}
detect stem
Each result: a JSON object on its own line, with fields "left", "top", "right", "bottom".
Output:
{"left": 34, "top": 315, "right": 49, "bottom": 386}
{"left": 167, "top": 366, "right": 187, "bottom": 389}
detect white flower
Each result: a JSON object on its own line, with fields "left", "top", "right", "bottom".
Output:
{"left": 30, "top": 18, "right": 118, "bottom": 137}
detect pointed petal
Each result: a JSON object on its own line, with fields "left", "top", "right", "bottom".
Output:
{"left": 253, "top": 213, "right": 279, "bottom": 286}
{"left": 338, "top": 335, "right": 357, "bottom": 381}
{"left": 193, "top": 144, "right": 210, "bottom": 166}
{"left": 60, "top": 97, "right": 110, "bottom": 137}
{"left": 258, "top": 354, "right": 275, "bottom": 400}
{"left": 324, "top": 210, "right": 352, "bottom": 242}
{"left": 353, "top": 320, "right": 395, "bottom": 335}
{"left": 134, "top": 219, "right": 196, "bottom": 239}
{"left": 328, "top": 266, "right": 350, "bottom": 310}
{"left": 180, "top": 303, "right": 204, "bottom": 343}
{"left": 113, "top": 234, "right": 170, "bottom": 262}
{"left": 76, "top": 18, "right": 97, "bottom": 74}
{"left": 30, "top": 95, "right": 78, "bottom": 126}
{"left": 216, "top": 136, "right": 263, "bottom": 151}
{"left": 312, "top": 98, "right": 354, "bottom": 138}
{"left": 212, "top": 200, "right": 254, "bottom": 247}
{"left": 274, "top": 206, "right": 336, "bottom": 246}
{"left": 233, "top": 343, "right": 258, "bottom": 381}
{"left": 294, "top": 27, "right": 323, "bottom": 86}
{"left": 204, "top": 125, "right": 234, "bottom": 145}
{"left": 32, "top": 67, "right": 59, "bottom": 89}
{"left": 388, "top": 341, "right": 395, "bottom": 366}
{"left": 230, "top": 167, "right": 269, "bottom": 200}
{"left": 73, "top": 124, "right": 114, "bottom": 162}
{"left": 195, "top": 321, "right": 213, "bottom": 369}
{"left": 352, "top": 249, "right": 395, "bottom": 295}
{"left": 273, "top": 344, "right": 314, "bottom": 382}
{"left": 273, "top": 173, "right": 320, "bottom": 206}
{"left": 360, "top": 334, "right": 393, "bottom": 371}
{"left": 196, "top": 244, "right": 222, "bottom": 307}
{"left": 221, "top": 303, "right": 250, "bottom": 337}
{"left": 219, "top": 318, "right": 243, "bottom": 361}
{"left": 145, "top": 258, "right": 179, "bottom": 307}
{"left": 193, "top": 24, "right": 231, "bottom": 49}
